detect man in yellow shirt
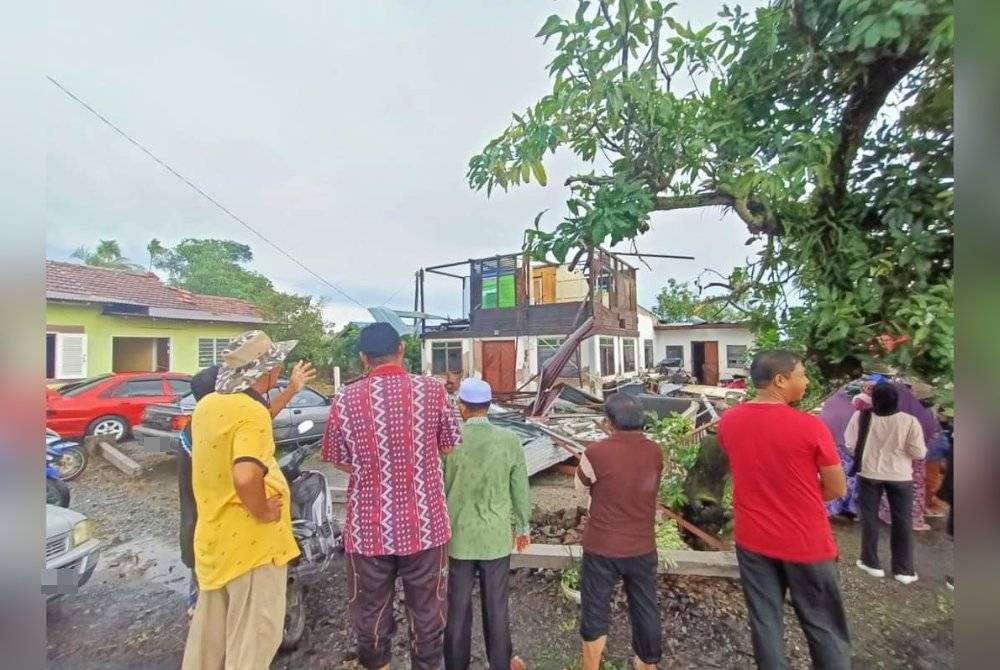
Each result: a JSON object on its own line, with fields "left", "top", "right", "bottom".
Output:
{"left": 182, "top": 331, "right": 301, "bottom": 670}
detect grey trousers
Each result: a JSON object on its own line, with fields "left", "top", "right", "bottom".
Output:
{"left": 444, "top": 555, "right": 513, "bottom": 670}
{"left": 736, "top": 546, "right": 851, "bottom": 670}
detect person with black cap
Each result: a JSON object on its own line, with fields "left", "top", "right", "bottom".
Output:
{"left": 322, "top": 322, "right": 462, "bottom": 670}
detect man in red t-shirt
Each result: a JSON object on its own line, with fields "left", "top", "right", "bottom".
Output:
{"left": 718, "top": 350, "right": 850, "bottom": 670}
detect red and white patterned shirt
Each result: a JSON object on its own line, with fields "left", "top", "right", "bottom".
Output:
{"left": 321, "top": 365, "right": 462, "bottom": 556}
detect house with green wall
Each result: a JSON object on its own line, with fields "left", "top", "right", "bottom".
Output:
{"left": 46, "top": 260, "right": 265, "bottom": 381}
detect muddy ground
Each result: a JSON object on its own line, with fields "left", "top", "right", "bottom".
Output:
{"left": 47, "top": 444, "right": 953, "bottom": 669}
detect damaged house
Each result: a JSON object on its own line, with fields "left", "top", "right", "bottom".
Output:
{"left": 417, "top": 249, "right": 647, "bottom": 399}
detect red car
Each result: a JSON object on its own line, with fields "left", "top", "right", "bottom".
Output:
{"left": 46, "top": 372, "right": 193, "bottom": 441}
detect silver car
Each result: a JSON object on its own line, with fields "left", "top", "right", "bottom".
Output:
{"left": 44, "top": 504, "right": 101, "bottom": 601}
{"left": 134, "top": 381, "right": 330, "bottom": 453}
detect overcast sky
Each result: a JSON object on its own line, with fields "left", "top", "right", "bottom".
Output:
{"left": 46, "top": 1, "right": 764, "bottom": 328}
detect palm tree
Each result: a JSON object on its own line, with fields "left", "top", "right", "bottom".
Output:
{"left": 71, "top": 239, "right": 140, "bottom": 270}
{"left": 147, "top": 238, "right": 167, "bottom": 272}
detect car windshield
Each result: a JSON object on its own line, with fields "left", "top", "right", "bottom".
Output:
{"left": 58, "top": 375, "right": 113, "bottom": 397}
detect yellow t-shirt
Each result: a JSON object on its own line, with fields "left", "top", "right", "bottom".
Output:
{"left": 191, "top": 392, "right": 299, "bottom": 590}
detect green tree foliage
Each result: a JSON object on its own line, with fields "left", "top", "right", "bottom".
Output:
{"left": 468, "top": 0, "right": 953, "bottom": 390}
{"left": 153, "top": 239, "right": 336, "bottom": 368}
{"left": 71, "top": 239, "right": 140, "bottom": 270}
{"left": 653, "top": 278, "right": 743, "bottom": 322}
{"left": 328, "top": 325, "right": 425, "bottom": 378}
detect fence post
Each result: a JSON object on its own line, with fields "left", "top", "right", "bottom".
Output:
{"left": 333, "top": 366, "right": 341, "bottom": 393}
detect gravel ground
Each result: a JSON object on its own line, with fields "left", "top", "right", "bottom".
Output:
{"left": 46, "top": 445, "right": 953, "bottom": 669}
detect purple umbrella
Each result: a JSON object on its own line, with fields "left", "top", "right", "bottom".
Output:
{"left": 819, "top": 382, "right": 939, "bottom": 516}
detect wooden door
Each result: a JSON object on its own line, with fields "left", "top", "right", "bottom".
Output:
{"left": 702, "top": 341, "right": 720, "bottom": 385}
{"left": 531, "top": 267, "right": 557, "bottom": 304}
{"left": 156, "top": 339, "right": 171, "bottom": 371}
{"left": 481, "top": 340, "right": 517, "bottom": 394}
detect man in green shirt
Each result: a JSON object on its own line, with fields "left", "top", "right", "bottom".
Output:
{"left": 443, "top": 378, "right": 531, "bottom": 670}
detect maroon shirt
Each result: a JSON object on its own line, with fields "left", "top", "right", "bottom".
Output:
{"left": 577, "top": 431, "right": 664, "bottom": 558}
{"left": 322, "top": 366, "right": 462, "bottom": 556}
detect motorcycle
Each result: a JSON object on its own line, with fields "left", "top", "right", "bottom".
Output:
{"left": 46, "top": 429, "right": 89, "bottom": 481}
{"left": 277, "top": 420, "right": 343, "bottom": 650}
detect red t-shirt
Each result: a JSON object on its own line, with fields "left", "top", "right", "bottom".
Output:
{"left": 718, "top": 402, "right": 841, "bottom": 562}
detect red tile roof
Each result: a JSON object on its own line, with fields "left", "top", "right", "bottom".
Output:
{"left": 46, "top": 260, "right": 263, "bottom": 322}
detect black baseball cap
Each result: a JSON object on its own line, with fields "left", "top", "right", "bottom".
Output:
{"left": 359, "top": 322, "right": 401, "bottom": 358}
{"left": 190, "top": 365, "right": 220, "bottom": 401}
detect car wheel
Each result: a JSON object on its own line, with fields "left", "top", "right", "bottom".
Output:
{"left": 87, "top": 415, "right": 129, "bottom": 442}
{"left": 280, "top": 579, "right": 306, "bottom": 651}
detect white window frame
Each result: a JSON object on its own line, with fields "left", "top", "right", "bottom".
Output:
{"left": 598, "top": 337, "right": 616, "bottom": 376}
{"left": 198, "top": 338, "right": 231, "bottom": 368}
{"left": 621, "top": 338, "right": 637, "bottom": 374}
{"left": 726, "top": 344, "right": 749, "bottom": 369}
{"left": 431, "top": 341, "right": 463, "bottom": 375}
{"left": 537, "top": 336, "right": 580, "bottom": 377}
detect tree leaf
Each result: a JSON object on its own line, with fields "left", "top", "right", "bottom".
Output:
{"left": 531, "top": 162, "right": 549, "bottom": 186}
{"left": 536, "top": 14, "right": 564, "bottom": 39}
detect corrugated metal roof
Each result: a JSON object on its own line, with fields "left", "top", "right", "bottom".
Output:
{"left": 488, "top": 414, "right": 574, "bottom": 477}
{"left": 366, "top": 306, "right": 413, "bottom": 336}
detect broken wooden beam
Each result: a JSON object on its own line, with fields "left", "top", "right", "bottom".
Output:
{"left": 658, "top": 503, "right": 730, "bottom": 552}
{"left": 509, "top": 543, "right": 740, "bottom": 579}
{"left": 523, "top": 420, "right": 587, "bottom": 455}
{"left": 98, "top": 440, "right": 143, "bottom": 477}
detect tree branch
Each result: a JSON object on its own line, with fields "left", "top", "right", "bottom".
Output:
{"left": 826, "top": 52, "right": 923, "bottom": 207}
{"left": 654, "top": 191, "right": 783, "bottom": 236}
{"left": 566, "top": 174, "right": 616, "bottom": 188}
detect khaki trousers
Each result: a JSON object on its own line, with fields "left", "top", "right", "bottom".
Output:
{"left": 182, "top": 563, "right": 287, "bottom": 670}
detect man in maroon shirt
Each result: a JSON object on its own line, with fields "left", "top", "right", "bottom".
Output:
{"left": 718, "top": 350, "right": 850, "bottom": 670}
{"left": 575, "top": 393, "right": 664, "bottom": 670}
{"left": 322, "top": 323, "right": 462, "bottom": 670}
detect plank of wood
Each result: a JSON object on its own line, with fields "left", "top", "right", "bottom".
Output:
{"left": 658, "top": 504, "right": 730, "bottom": 552}
{"left": 509, "top": 543, "right": 740, "bottom": 579}
{"left": 98, "top": 441, "right": 143, "bottom": 477}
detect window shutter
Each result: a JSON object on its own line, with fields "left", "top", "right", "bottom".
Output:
{"left": 56, "top": 334, "right": 88, "bottom": 379}
{"left": 198, "top": 339, "right": 215, "bottom": 368}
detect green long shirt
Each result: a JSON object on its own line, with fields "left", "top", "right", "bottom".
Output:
{"left": 443, "top": 417, "right": 532, "bottom": 560}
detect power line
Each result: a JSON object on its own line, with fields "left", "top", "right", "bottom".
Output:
{"left": 47, "top": 75, "right": 369, "bottom": 310}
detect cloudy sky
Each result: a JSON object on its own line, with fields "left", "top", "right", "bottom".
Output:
{"left": 46, "top": 1, "right": 764, "bottom": 328}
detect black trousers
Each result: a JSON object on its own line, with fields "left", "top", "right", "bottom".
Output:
{"left": 444, "top": 555, "right": 512, "bottom": 670}
{"left": 579, "top": 551, "right": 662, "bottom": 665}
{"left": 736, "top": 546, "right": 850, "bottom": 670}
{"left": 346, "top": 546, "right": 448, "bottom": 670}
{"left": 858, "top": 477, "right": 915, "bottom": 576}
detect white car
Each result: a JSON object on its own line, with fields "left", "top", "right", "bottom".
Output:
{"left": 44, "top": 504, "right": 101, "bottom": 601}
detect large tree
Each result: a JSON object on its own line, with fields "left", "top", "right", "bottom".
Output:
{"left": 153, "top": 239, "right": 336, "bottom": 368}
{"left": 468, "top": 0, "right": 953, "bottom": 388}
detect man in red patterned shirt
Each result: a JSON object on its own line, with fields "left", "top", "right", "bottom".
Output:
{"left": 322, "top": 323, "right": 462, "bottom": 670}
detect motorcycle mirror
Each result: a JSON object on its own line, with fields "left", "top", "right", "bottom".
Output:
{"left": 296, "top": 420, "right": 315, "bottom": 435}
